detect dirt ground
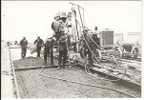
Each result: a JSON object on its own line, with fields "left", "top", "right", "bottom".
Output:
{"left": 12, "top": 48, "right": 141, "bottom": 98}
{"left": 1, "top": 42, "right": 16, "bottom": 98}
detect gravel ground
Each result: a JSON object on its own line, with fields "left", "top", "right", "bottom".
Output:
{"left": 11, "top": 48, "right": 141, "bottom": 98}
{"left": 1, "top": 43, "right": 16, "bottom": 98}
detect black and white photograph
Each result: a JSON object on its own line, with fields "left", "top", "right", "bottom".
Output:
{"left": 1, "top": 0, "right": 143, "bottom": 98}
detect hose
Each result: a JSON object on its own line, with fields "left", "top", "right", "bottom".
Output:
{"left": 84, "top": 57, "right": 127, "bottom": 82}
{"left": 85, "top": 63, "right": 126, "bottom": 82}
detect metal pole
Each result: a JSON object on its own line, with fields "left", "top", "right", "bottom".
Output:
{"left": 74, "top": 10, "right": 80, "bottom": 40}
{"left": 77, "top": 6, "right": 84, "bottom": 29}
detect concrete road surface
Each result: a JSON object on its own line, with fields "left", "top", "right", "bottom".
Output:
{"left": 10, "top": 48, "right": 141, "bottom": 98}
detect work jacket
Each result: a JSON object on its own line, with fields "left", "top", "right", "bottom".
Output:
{"left": 51, "top": 20, "right": 60, "bottom": 33}
{"left": 34, "top": 39, "right": 44, "bottom": 48}
{"left": 44, "top": 39, "right": 54, "bottom": 52}
{"left": 59, "top": 35, "right": 68, "bottom": 52}
{"left": 20, "top": 39, "right": 28, "bottom": 48}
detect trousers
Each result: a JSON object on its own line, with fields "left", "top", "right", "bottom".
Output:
{"left": 44, "top": 48, "right": 53, "bottom": 64}
{"left": 36, "top": 47, "right": 41, "bottom": 57}
{"left": 58, "top": 50, "right": 68, "bottom": 66}
{"left": 21, "top": 47, "right": 27, "bottom": 58}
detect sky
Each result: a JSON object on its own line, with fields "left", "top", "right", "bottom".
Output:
{"left": 1, "top": 1, "right": 142, "bottom": 42}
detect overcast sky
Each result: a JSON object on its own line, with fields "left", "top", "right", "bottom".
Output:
{"left": 2, "top": 1, "right": 142, "bottom": 42}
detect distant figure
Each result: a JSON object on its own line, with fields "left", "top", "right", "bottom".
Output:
{"left": 93, "top": 26, "right": 100, "bottom": 42}
{"left": 43, "top": 38, "right": 54, "bottom": 65}
{"left": 7, "top": 42, "right": 10, "bottom": 46}
{"left": 20, "top": 37, "right": 28, "bottom": 59}
{"left": 14, "top": 40, "right": 18, "bottom": 45}
{"left": 34, "top": 36, "right": 44, "bottom": 57}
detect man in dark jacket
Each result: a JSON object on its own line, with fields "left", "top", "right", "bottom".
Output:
{"left": 20, "top": 37, "right": 28, "bottom": 59}
{"left": 43, "top": 38, "right": 54, "bottom": 65}
{"left": 34, "top": 36, "right": 44, "bottom": 57}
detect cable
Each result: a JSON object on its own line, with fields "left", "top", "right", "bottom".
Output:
{"left": 83, "top": 55, "right": 127, "bottom": 82}
{"left": 87, "top": 60, "right": 127, "bottom": 82}
{"left": 39, "top": 73, "right": 136, "bottom": 98}
{"left": 85, "top": 63, "right": 126, "bottom": 82}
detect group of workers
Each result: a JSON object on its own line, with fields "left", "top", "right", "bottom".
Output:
{"left": 20, "top": 36, "right": 45, "bottom": 59}
{"left": 19, "top": 11, "right": 100, "bottom": 69}
{"left": 19, "top": 12, "right": 71, "bottom": 69}
{"left": 19, "top": 35, "right": 67, "bottom": 69}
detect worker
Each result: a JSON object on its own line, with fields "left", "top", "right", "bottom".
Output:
{"left": 51, "top": 12, "right": 68, "bottom": 41}
{"left": 59, "top": 13, "right": 69, "bottom": 63}
{"left": 20, "top": 37, "right": 28, "bottom": 59}
{"left": 43, "top": 37, "right": 54, "bottom": 65}
{"left": 58, "top": 15, "right": 67, "bottom": 37}
{"left": 7, "top": 42, "right": 10, "bottom": 46}
{"left": 83, "top": 28, "right": 94, "bottom": 65}
{"left": 83, "top": 42, "right": 94, "bottom": 65}
{"left": 57, "top": 35, "right": 68, "bottom": 69}
{"left": 51, "top": 14, "right": 61, "bottom": 41}
{"left": 14, "top": 40, "right": 18, "bottom": 45}
{"left": 93, "top": 26, "right": 100, "bottom": 48}
{"left": 34, "top": 36, "right": 44, "bottom": 57}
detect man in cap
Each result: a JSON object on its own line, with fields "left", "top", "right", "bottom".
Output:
{"left": 43, "top": 37, "right": 54, "bottom": 65}
{"left": 20, "top": 37, "right": 28, "bottom": 59}
{"left": 34, "top": 36, "right": 44, "bottom": 57}
{"left": 57, "top": 35, "right": 68, "bottom": 69}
